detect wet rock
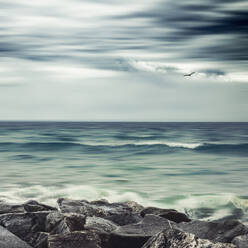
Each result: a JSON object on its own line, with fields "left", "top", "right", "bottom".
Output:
{"left": 57, "top": 198, "right": 141, "bottom": 226}
{"left": 49, "top": 213, "right": 86, "bottom": 235}
{"left": 142, "top": 229, "right": 236, "bottom": 248}
{"left": 123, "top": 201, "right": 144, "bottom": 214}
{"left": 0, "top": 200, "right": 56, "bottom": 215}
{"left": 85, "top": 216, "right": 118, "bottom": 233}
{"left": 23, "top": 200, "right": 57, "bottom": 212}
{"left": 0, "top": 211, "right": 50, "bottom": 244}
{"left": 0, "top": 225, "right": 32, "bottom": 248}
{"left": 29, "top": 232, "right": 49, "bottom": 248}
{"left": 45, "top": 211, "right": 64, "bottom": 233}
{"left": 48, "top": 230, "right": 102, "bottom": 248}
{"left": 64, "top": 213, "right": 86, "bottom": 231}
{"left": 108, "top": 214, "right": 176, "bottom": 248}
{"left": 232, "top": 234, "right": 248, "bottom": 248}
{"left": 0, "top": 201, "right": 25, "bottom": 214}
{"left": 141, "top": 207, "right": 191, "bottom": 223}
{"left": 178, "top": 219, "right": 248, "bottom": 243}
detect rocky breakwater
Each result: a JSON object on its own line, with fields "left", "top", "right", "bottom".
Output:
{"left": 0, "top": 198, "right": 248, "bottom": 248}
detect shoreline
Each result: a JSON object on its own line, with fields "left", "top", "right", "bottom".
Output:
{"left": 0, "top": 198, "right": 247, "bottom": 248}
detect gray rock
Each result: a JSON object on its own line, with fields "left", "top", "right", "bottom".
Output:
{"left": 0, "top": 200, "right": 56, "bottom": 215}
{"left": 64, "top": 213, "right": 86, "bottom": 232}
{"left": 142, "top": 229, "right": 236, "bottom": 248}
{"left": 123, "top": 201, "right": 144, "bottom": 214}
{"left": 23, "top": 200, "right": 57, "bottom": 212}
{"left": 49, "top": 213, "right": 86, "bottom": 235}
{"left": 29, "top": 232, "right": 49, "bottom": 248}
{"left": 178, "top": 219, "right": 248, "bottom": 243}
{"left": 0, "top": 211, "right": 50, "bottom": 244}
{"left": 57, "top": 198, "right": 141, "bottom": 226}
{"left": 0, "top": 225, "right": 32, "bottom": 248}
{"left": 85, "top": 216, "right": 118, "bottom": 233}
{"left": 141, "top": 207, "right": 191, "bottom": 223}
{"left": 48, "top": 230, "right": 102, "bottom": 248}
{"left": 0, "top": 201, "right": 25, "bottom": 214}
{"left": 108, "top": 214, "right": 176, "bottom": 248}
{"left": 45, "top": 211, "right": 65, "bottom": 233}
{"left": 232, "top": 234, "right": 248, "bottom": 248}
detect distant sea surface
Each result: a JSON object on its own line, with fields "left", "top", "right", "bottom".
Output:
{"left": 0, "top": 122, "right": 248, "bottom": 222}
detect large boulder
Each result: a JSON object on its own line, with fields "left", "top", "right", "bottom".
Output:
{"left": 85, "top": 216, "right": 118, "bottom": 233}
{"left": 57, "top": 198, "right": 141, "bottom": 226}
{"left": 142, "top": 229, "right": 236, "bottom": 248}
{"left": 48, "top": 230, "right": 102, "bottom": 248}
{"left": 107, "top": 214, "right": 176, "bottom": 248}
{"left": 123, "top": 201, "right": 144, "bottom": 214}
{"left": 0, "top": 200, "right": 56, "bottom": 215}
{"left": 140, "top": 207, "right": 191, "bottom": 223}
{"left": 178, "top": 219, "right": 248, "bottom": 243}
{"left": 0, "top": 225, "right": 32, "bottom": 248}
{"left": 232, "top": 234, "right": 248, "bottom": 248}
{"left": 50, "top": 213, "right": 86, "bottom": 235}
{"left": 23, "top": 200, "right": 57, "bottom": 213}
{"left": 29, "top": 232, "right": 49, "bottom": 248}
{"left": 0, "top": 211, "right": 50, "bottom": 244}
{"left": 0, "top": 201, "right": 25, "bottom": 214}
{"left": 45, "top": 211, "right": 65, "bottom": 233}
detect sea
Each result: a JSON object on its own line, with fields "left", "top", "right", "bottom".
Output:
{"left": 0, "top": 122, "right": 248, "bottom": 223}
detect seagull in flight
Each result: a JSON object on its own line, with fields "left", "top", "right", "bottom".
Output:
{"left": 184, "top": 72, "right": 195, "bottom": 77}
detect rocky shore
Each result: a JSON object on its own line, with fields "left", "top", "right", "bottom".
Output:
{"left": 0, "top": 198, "right": 247, "bottom": 248}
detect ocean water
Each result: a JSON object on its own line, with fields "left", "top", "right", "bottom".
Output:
{"left": 0, "top": 122, "right": 248, "bottom": 222}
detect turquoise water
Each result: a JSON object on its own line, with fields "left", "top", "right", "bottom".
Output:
{"left": 0, "top": 122, "right": 248, "bottom": 222}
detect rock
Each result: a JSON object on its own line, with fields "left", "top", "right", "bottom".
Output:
{"left": 48, "top": 230, "right": 102, "bottom": 248}
{"left": 64, "top": 213, "right": 86, "bottom": 232}
{"left": 232, "top": 234, "right": 248, "bottom": 248}
{"left": 0, "top": 211, "right": 50, "bottom": 244}
{"left": 140, "top": 207, "right": 191, "bottom": 223}
{"left": 23, "top": 200, "right": 57, "bottom": 212}
{"left": 0, "top": 200, "right": 56, "bottom": 215}
{"left": 57, "top": 198, "right": 141, "bottom": 226}
{"left": 45, "top": 211, "right": 65, "bottom": 233}
{"left": 49, "top": 213, "right": 86, "bottom": 235}
{"left": 29, "top": 232, "right": 49, "bottom": 248}
{"left": 178, "top": 219, "right": 248, "bottom": 243}
{"left": 108, "top": 214, "right": 176, "bottom": 248}
{"left": 142, "top": 229, "right": 236, "bottom": 248}
{"left": 0, "top": 201, "right": 25, "bottom": 214}
{"left": 85, "top": 216, "right": 118, "bottom": 233}
{"left": 0, "top": 225, "right": 32, "bottom": 248}
{"left": 123, "top": 201, "right": 144, "bottom": 214}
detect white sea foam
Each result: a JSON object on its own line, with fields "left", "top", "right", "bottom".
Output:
{"left": 0, "top": 184, "right": 245, "bottom": 222}
{"left": 0, "top": 184, "right": 154, "bottom": 207}
{"left": 79, "top": 140, "right": 202, "bottom": 149}
{"left": 134, "top": 141, "right": 202, "bottom": 149}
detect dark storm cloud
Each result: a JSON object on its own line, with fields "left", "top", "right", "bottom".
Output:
{"left": 0, "top": 0, "right": 247, "bottom": 76}
{"left": 199, "top": 69, "right": 226, "bottom": 76}
{"left": 115, "top": 0, "right": 248, "bottom": 63}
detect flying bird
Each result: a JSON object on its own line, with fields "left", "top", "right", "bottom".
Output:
{"left": 184, "top": 72, "right": 195, "bottom": 77}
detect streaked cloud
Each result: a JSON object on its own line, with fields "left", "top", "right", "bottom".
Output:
{"left": 0, "top": 0, "right": 247, "bottom": 120}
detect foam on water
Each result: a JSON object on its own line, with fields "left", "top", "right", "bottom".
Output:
{"left": 0, "top": 184, "right": 152, "bottom": 207}
{"left": 0, "top": 184, "right": 247, "bottom": 222}
{"left": 76, "top": 140, "right": 202, "bottom": 149}
{"left": 134, "top": 141, "right": 202, "bottom": 149}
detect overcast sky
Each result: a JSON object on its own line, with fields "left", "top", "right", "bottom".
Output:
{"left": 0, "top": 0, "right": 248, "bottom": 121}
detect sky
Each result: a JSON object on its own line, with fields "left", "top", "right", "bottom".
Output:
{"left": 0, "top": 0, "right": 248, "bottom": 121}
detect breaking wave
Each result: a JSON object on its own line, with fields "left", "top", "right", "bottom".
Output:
{"left": 0, "top": 141, "right": 247, "bottom": 155}
{"left": 0, "top": 184, "right": 247, "bottom": 223}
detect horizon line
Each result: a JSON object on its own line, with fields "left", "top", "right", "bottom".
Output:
{"left": 0, "top": 120, "right": 247, "bottom": 123}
